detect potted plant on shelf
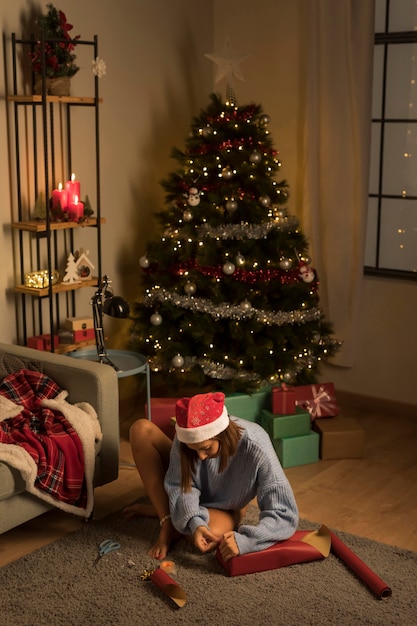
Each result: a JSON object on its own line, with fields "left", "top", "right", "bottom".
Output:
{"left": 31, "top": 3, "right": 80, "bottom": 96}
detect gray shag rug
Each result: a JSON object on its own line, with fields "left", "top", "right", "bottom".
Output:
{"left": 0, "top": 506, "right": 416, "bottom": 626}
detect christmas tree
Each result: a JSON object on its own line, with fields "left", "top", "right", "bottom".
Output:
{"left": 130, "top": 91, "right": 340, "bottom": 393}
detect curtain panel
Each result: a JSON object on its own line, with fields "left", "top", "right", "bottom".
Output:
{"left": 298, "top": 0, "right": 375, "bottom": 366}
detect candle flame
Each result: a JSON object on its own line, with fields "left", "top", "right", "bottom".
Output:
{"left": 74, "top": 195, "right": 79, "bottom": 204}
{"left": 58, "top": 182, "right": 63, "bottom": 190}
{"left": 71, "top": 173, "right": 76, "bottom": 182}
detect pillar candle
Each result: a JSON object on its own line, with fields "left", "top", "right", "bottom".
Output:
{"left": 65, "top": 173, "right": 81, "bottom": 205}
{"left": 67, "top": 195, "right": 84, "bottom": 221}
{"left": 52, "top": 183, "right": 68, "bottom": 211}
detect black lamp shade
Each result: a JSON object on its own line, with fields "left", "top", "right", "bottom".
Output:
{"left": 103, "top": 295, "right": 130, "bottom": 318}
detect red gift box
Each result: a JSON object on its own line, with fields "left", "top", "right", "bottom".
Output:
{"left": 73, "top": 328, "right": 95, "bottom": 342}
{"left": 294, "top": 382, "right": 339, "bottom": 420}
{"left": 216, "top": 529, "right": 327, "bottom": 576}
{"left": 145, "top": 397, "right": 178, "bottom": 438}
{"left": 271, "top": 383, "right": 296, "bottom": 415}
{"left": 27, "top": 334, "right": 59, "bottom": 351}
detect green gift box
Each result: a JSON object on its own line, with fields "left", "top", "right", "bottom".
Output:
{"left": 225, "top": 388, "right": 271, "bottom": 423}
{"left": 273, "top": 431, "right": 320, "bottom": 468}
{"left": 261, "top": 407, "right": 311, "bottom": 439}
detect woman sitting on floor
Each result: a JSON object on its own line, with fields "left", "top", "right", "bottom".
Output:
{"left": 125, "top": 391, "right": 299, "bottom": 561}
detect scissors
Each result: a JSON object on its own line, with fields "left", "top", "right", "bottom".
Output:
{"left": 93, "top": 539, "right": 121, "bottom": 566}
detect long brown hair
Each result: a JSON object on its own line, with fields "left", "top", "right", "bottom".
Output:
{"left": 179, "top": 419, "right": 243, "bottom": 492}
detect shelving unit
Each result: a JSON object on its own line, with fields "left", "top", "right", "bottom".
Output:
{"left": 8, "top": 33, "right": 103, "bottom": 354}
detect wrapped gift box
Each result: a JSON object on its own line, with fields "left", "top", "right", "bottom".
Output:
{"left": 27, "top": 335, "right": 45, "bottom": 350}
{"left": 73, "top": 328, "right": 95, "bottom": 342}
{"left": 145, "top": 397, "right": 177, "bottom": 438}
{"left": 294, "top": 382, "right": 339, "bottom": 419}
{"left": 272, "top": 384, "right": 296, "bottom": 415}
{"left": 273, "top": 431, "right": 319, "bottom": 468}
{"left": 27, "top": 334, "right": 59, "bottom": 351}
{"left": 216, "top": 530, "right": 325, "bottom": 576}
{"left": 261, "top": 407, "right": 311, "bottom": 439}
{"left": 64, "top": 316, "right": 94, "bottom": 331}
{"left": 313, "top": 416, "right": 365, "bottom": 459}
{"left": 225, "top": 387, "right": 271, "bottom": 423}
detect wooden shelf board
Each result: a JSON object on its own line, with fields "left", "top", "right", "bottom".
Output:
{"left": 12, "top": 218, "right": 105, "bottom": 232}
{"left": 15, "top": 277, "right": 98, "bottom": 297}
{"left": 55, "top": 339, "right": 96, "bottom": 355}
{"left": 8, "top": 95, "right": 103, "bottom": 104}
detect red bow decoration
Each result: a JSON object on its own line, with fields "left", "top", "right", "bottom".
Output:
{"left": 301, "top": 385, "right": 337, "bottom": 420}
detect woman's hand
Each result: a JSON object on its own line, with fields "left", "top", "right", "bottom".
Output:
{"left": 218, "top": 530, "right": 240, "bottom": 561}
{"left": 193, "top": 526, "right": 220, "bottom": 553}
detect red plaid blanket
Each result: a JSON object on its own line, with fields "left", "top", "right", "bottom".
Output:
{"left": 0, "top": 370, "right": 87, "bottom": 510}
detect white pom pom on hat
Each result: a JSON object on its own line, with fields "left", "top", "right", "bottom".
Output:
{"left": 175, "top": 392, "right": 229, "bottom": 444}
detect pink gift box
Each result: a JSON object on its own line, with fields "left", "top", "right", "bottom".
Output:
{"left": 216, "top": 530, "right": 325, "bottom": 576}
{"left": 271, "top": 383, "right": 296, "bottom": 415}
{"left": 294, "top": 382, "right": 339, "bottom": 420}
{"left": 145, "top": 397, "right": 178, "bottom": 438}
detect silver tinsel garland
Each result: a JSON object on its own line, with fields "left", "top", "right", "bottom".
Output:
{"left": 164, "top": 217, "right": 299, "bottom": 241}
{"left": 144, "top": 287, "right": 322, "bottom": 326}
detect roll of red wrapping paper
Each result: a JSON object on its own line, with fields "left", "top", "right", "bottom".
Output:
{"left": 330, "top": 530, "right": 392, "bottom": 599}
{"left": 150, "top": 568, "right": 187, "bottom": 607}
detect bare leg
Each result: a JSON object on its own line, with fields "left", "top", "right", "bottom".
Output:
{"left": 207, "top": 507, "right": 244, "bottom": 538}
{"left": 126, "top": 419, "right": 180, "bottom": 560}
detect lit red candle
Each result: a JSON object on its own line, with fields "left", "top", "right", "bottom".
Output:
{"left": 65, "top": 173, "right": 81, "bottom": 205}
{"left": 67, "top": 195, "right": 84, "bottom": 221}
{"left": 52, "top": 183, "right": 68, "bottom": 211}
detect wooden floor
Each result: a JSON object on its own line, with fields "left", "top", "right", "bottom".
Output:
{"left": 1, "top": 392, "right": 416, "bottom": 567}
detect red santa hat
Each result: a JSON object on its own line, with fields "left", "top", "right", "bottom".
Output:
{"left": 175, "top": 392, "right": 229, "bottom": 444}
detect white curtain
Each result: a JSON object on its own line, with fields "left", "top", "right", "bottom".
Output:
{"left": 298, "top": 0, "right": 375, "bottom": 366}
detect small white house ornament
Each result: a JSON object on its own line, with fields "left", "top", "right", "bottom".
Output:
{"left": 75, "top": 249, "right": 95, "bottom": 280}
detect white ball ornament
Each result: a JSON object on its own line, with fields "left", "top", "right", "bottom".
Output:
{"left": 172, "top": 354, "right": 184, "bottom": 368}
{"left": 222, "top": 261, "right": 236, "bottom": 275}
{"left": 260, "top": 114, "right": 271, "bottom": 126}
{"left": 139, "top": 255, "right": 150, "bottom": 268}
{"left": 150, "top": 313, "right": 162, "bottom": 326}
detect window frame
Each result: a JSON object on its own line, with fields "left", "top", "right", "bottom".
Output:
{"left": 365, "top": 6, "right": 417, "bottom": 282}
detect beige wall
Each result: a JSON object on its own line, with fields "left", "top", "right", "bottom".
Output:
{"left": 1, "top": 1, "right": 415, "bottom": 406}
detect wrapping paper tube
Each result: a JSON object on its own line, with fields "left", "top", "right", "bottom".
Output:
{"left": 150, "top": 568, "right": 187, "bottom": 607}
{"left": 330, "top": 530, "right": 392, "bottom": 600}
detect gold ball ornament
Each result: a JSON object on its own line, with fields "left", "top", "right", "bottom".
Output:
{"left": 150, "top": 313, "right": 162, "bottom": 326}
{"left": 240, "top": 299, "right": 252, "bottom": 312}
{"left": 222, "top": 261, "right": 236, "bottom": 275}
{"left": 184, "top": 282, "right": 197, "bottom": 295}
{"left": 249, "top": 150, "right": 262, "bottom": 164}
{"left": 221, "top": 166, "right": 234, "bottom": 180}
{"left": 258, "top": 195, "right": 271, "bottom": 208}
{"left": 225, "top": 198, "right": 238, "bottom": 213}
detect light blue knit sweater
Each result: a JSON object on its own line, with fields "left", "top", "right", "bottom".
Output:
{"left": 164, "top": 417, "right": 299, "bottom": 555}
